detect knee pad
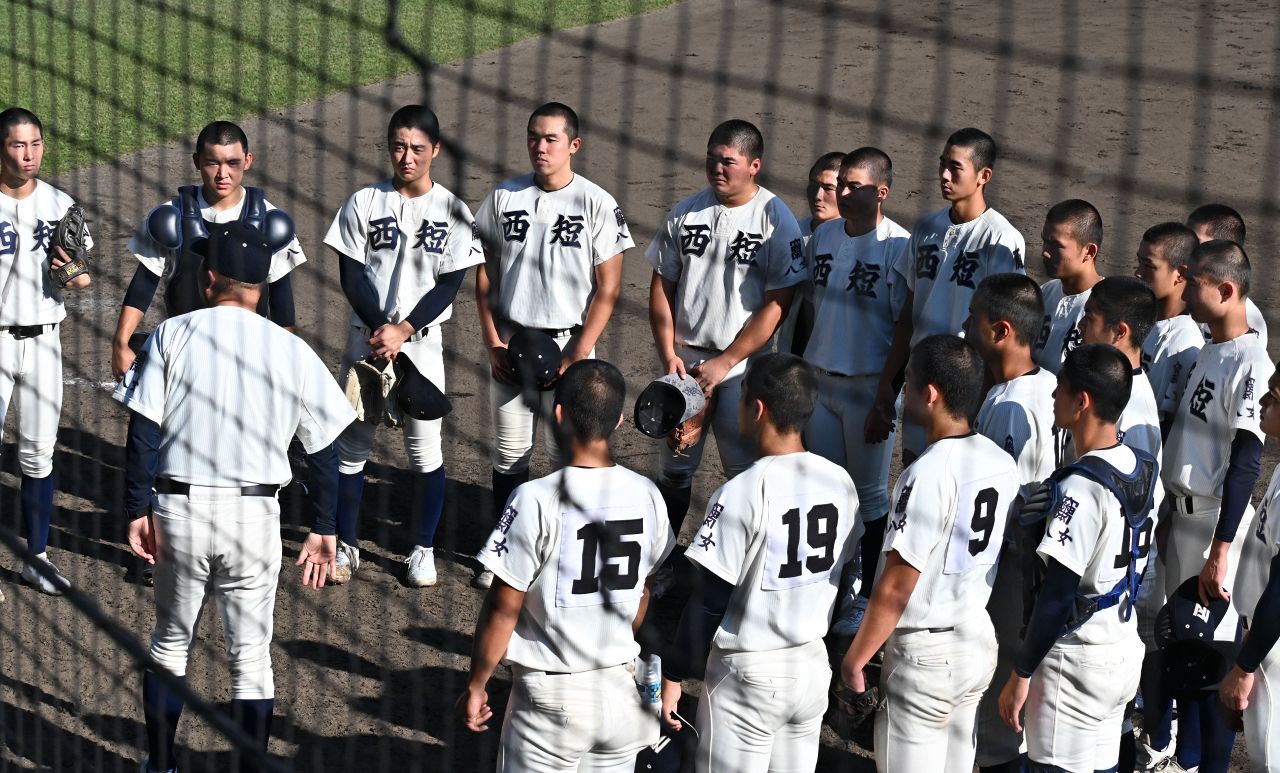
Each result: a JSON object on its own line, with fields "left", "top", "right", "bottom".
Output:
{"left": 17, "top": 439, "right": 54, "bottom": 478}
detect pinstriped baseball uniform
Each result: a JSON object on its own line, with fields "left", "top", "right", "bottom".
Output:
{"left": 1033, "top": 279, "right": 1091, "bottom": 375}
{"left": 1141, "top": 314, "right": 1203, "bottom": 428}
{"left": 1235, "top": 464, "right": 1280, "bottom": 770}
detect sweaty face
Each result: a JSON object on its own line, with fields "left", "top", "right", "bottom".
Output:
{"left": 835, "top": 166, "right": 882, "bottom": 222}
{"left": 705, "top": 144, "right": 760, "bottom": 201}
{"left": 938, "top": 144, "right": 983, "bottom": 202}
{"left": 526, "top": 115, "right": 578, "bottom": 179}
{"left": 807, "top": 169, "right": 839, "bottom": 223}
{"left": 1260, "top": 371, "right": 1280, "bottom": 438}
{"left": 1134, "top": 240, "right": 1179, "bottom": 300}
{"left": 389, "top": 127, "right": 439, "bottom": 188}
{"left": 1041, "top": 221, "right": 1091, "bottom": 279}
{"left": 1077, "top": 302, "right": 1114, "bottom": 346}
{"left": 1, "top": 122, "right": 44, "bottom": 184}
{"left": 195, "top": 142, "right": 251, "bottom": 201}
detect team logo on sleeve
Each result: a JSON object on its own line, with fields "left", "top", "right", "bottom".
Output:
{"left": 502, "top": 210, "right": 530, "bottom": 242}
{"left": 613, "top": 206, "right": 629, "bottom": 237}
{"left": 888, "top": 483, "right": 913, "bottom": 532}
{"left": 471, "top": 222, "right": 481, "bottom": 242}
{"left": 1189, "top": 377, "right": 1216, "bottom": 422}
{"left": 847, "top": 260, "right": 880, "bottom": 297}
{"left": 1012, "top": 246, "right": 1024, "bottom": 270}
{"left": 497, "top": 505, "right": 519, "bottom": 533}
{"left": 697, "top": 503, "right": 723, "bottom": 549}
{"left": 368, "top": 216, "right": 401, "bottom": 251}
{"left": 812, "top": 253, "right": 834, "bottom": 286}
{"left": 1048, "top": 495, "right": 1078, "bottom": 545}
{"left": 414, "top": 221, "right": 449, "bottom": 254}
{"left": 549, "top": 214, "right": 585, "bottom": 247}
{"left": 0, "top": 222, "right": 15, "bottom": 258}
{"left": 785, "top": 238, "right": 805, "bottom": 275}
{"left": 728, "top": 231, "right": 763, "bottom": 266}
{"left": 680, "top": 224, "right": 711, "bottom": 257}
{"left": 915, "top": 244, "right": 940, "bottom": 280}
{"left": 33, "top": 220, "right": 56, "bottom": 254}
{"left": 1241, "top": 376, "right": 1258, "bottom": 420}
{"left": 949, "top": 251, "right": 980, "bottom": 288}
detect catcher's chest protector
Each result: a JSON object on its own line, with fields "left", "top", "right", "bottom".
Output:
{"left": 165, "top": 186, "right": 268, "bottom": 317}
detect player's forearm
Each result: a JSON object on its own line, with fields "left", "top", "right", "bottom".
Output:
{"left": 1216, "top": 430, "right": 1263, "bottom": 543}
{"left": 1014, "top": 559, "right": 1081, "bottom": 677}
{"left": 467, "top": 589, "right": 521, "bottom": 689}
{"left": 1238, "top": 552, "right": 1280, "bottom": 672}
{"left": 475, "top": 260, "right": 504, "bottom": 349}
{"left": 123, "top": 411, "right": 161, "bottom": 516}
{"left": 404, "top": 268, "right": 467, "bottom": 332}
{"left": 876, "top": 314, "right": 913, "bottom": 397}
{"left": 662, "top": 565, "right": 732, "bottom": 682}
{"left": 844, "top": 557, "right": 917, "bottom": 670}
{"left": 574, "top": 256, "right": 623, "bottom": 353}
{"left": 267, "top": 275, "right": 297, "bottom": 328}
{"left": 303, "top": 443, "right": 340, "bottom": 535}
{"left": 338, "top": 254, "right": 388, "bottom": 330}
{"left": 648, "top": 273, "right": 679, "bottom": 363}
{"left": 721, "top": 288, "right": 793, "bottom": 367}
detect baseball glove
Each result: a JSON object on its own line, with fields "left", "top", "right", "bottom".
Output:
{"left": 48, "top": 204, "right": 92, "bottom": 286}
{"left": 668, "top": 391, "right": 715, "bottom": 456}
{"left": 343, "top": 356, "right": 400, "bottom": 426}
{"left": 831, "top": 682, "right": 884, "bottom": 733}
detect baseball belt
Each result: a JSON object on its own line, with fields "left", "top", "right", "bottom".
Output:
{"left": 156, "top": 478, "right": 280, "bottom": 497}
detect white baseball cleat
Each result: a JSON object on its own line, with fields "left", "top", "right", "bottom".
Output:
{"left": 331, "top": 540, "right": 359, "bottom": 585}
{"left": 405, "top": 546, "right": 437, "bottom": 587}
{"left": 473, "top": 568, "right": 494, "bottom": 589}
{"left": 21, "top": 553, "right": 69, "bottom": 596}
{"left": 1135, "top": 732, "right": 1174, "bottom": 771}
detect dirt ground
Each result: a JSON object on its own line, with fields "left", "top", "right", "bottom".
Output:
{"left": 2, "top": 0, "right": 1277, "bottom": 769}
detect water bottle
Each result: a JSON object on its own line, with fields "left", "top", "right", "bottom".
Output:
{"left": 635, "top": 654, "right": 662, "bottom": 715}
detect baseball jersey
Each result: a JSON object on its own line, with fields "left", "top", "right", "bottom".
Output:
{"left": 1037, "top": 444, "right": 1160, "bottom": 645}
{"left": 324, "top": 180, "right": 483, "bottom": 329}
{"left": 647, "top": 187, "right": 806, "bottom": 352}
{"left": 1033, "top": 279, "right": 1091, "bottom": 374}
{"left": 1142, "top": 314, "right": 1204, "bottom": 426}
{"left": 128, "top": 186, "right": 305, "bottom": 284}
{"left": 0, "top": 180, "right": 94, "bottom": 326}
{"left": 1117, "top": 370, "right": 1162, "bottom": 459}
{"left": 1164, "top": 335, "right": 1274, "bottom": 498}
{"left": 1200, "top": 298, "right": 1268, "bottom": 349}
{"left": 897, "top": 206, "right": 1026, "bottom": 347}
{"left": 112, "top": 306, "right": 355, "bottom": 487}
{"left": 1235, "top": 464, "right": 1280, "bottom": 613}
{"left": 882, "top": 433, "right": 1019, "bottom": 629}
{"left": 802, "top": 217, "right": 910, "bottom": 376}
{"left": 974, "top": 368, "right": 1058, "bottom": 498}
{"left": 684, "top": 452, "right": 861, "bottom": 652}
{"left": 475, "top": 465, "right": 673, "bottom": 672}
{"left": 475, "top": 173, "right": 632, "bottom": 330}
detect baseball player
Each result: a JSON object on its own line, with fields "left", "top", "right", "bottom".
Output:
{"left": 659, "top": 353, "right": 862, "bottom": 772}
{"left": 0, "top": 107, "right": 93, "bottom": 595}
{"left": 867, "top": 128, "right": 1027, "bottom": 464}
{"left": 115, "top": 221, "right": 354, "bottom": 773}
{"left": 1222, "top": 364, "right": 1280, "bottom": 771}
{"left": 112, "top": 121, "right": 305, "bottom": 380}
{"left": 780, "top": 151, "right": 844, "bottom": 355}
{"left": 798, "top": 147, "right": 908, "bottom": 635}
{"left": 646, "top": 119, "right": 805, "bottom": 562}
{"left": 460, "top": 360, "right": 673, "bottom": 770}
{"left": 1032, "top": 199, "right": 1104, "bottom": 375}
{"left": 474, "top": 102, "right": 632, "bottom": 588}
{"left": 1161, "top": 239, "right": 1272, "bottom": 773}
{"left": 1135, "top": 222, "right": 1203, "bottom": 435}
{"left": 843, "top": 335, "right": 1018, "bottom": 773}
{"left": 997, "top": 344, "right": 1159, "bottom": 773}
{"left": 323, "top": 105, "right": 483, "bottom": 587}
{"left": 1186, "top": 203, "right": 1268, "bottom": 347}
{"left": 964, "top": 272, "right": 1056, "bottom": 773}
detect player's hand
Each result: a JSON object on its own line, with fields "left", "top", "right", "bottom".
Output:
{"left": 369, "top": 321, "right": 413, "bottom": 360}
{"left": 51, "top": 246, "right": 90, "bottom": 289}
{"left": 1198, "top": 543, "right": 1231, "bottom": 605}
{"left": 864, "top": 390, "right": 897, "bottom": 444}
{"left": 127, "top": 514, "right": 156, "bottom": 563}
{"left": 111, "top": 339, "right": 137, "bottom": 381}
{"left": 690, "top": 356, "right": 732, "bottom": 397}
{"left": 487, "top": 345, "right": 517, "bottom": 386}
{"left": 458, "top": 684, "right": 493, "bottom": 732}
{"left": 558, "top": 340, "right": 590, "bottom": 375}
{"left": 662, "top": 354, "right": 688, "bottom": 379}
{"left": 840, "top": 657, "right": 868, "bottom": 694}
{"left": 660, "top": 677, "right": 683, "bottom": 731}
{"left": 296, "top": 533, "right": 336, "bottom": 590}
{"left": 1017, "top": 481, "right": 1055, "bottom": 523}
{"left": 998, "top": 673, "right": 1030, "bottom": 732}
{"left": 1219, "top": 665, "right": 1255, "bottom": 713}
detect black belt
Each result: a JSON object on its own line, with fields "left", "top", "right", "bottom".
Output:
{"left": 6, "top": 324, "right": 54, "bottom": 339}
{"left": 533, "top": 325, "right": 582, "bottom": 338}
{"left": 156, "top": 478, "right": 279, "bottom": 497}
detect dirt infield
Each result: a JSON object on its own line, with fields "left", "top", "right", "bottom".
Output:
{"left": 2, "top": 0, "right": 1276, "bottom": 769}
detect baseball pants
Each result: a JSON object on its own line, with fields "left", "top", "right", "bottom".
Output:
{"left": 337, "top": 325, "right": 445, "bottom": 474}
{"left": 976, "top": 544, "right": 1028, "bottom": 767}
{"left": 1024, "top": 634, "right": 1143, "bottom": 771}
{"left": 149, "top": 488, "right": 282, "bottom": 700}
{"left": 0, "top": 326, "right": 61, "bottom": 477}
{"left": 804, "top": 372, "right": 894, "bottom": 520}
{"left": 1164, "top": 494, "right": 1254, "bottom": 623}
{"left": 489, "top": 329, "right": 583, "bottom": 474}
{"left": 876, "top": 620, "right": 997, "bottom": 773}
{"left": 655, "top": 344, "right": 758, "bottom": 490}
{"left": 497, "top": 662, "right": 657, "bottom": 772}
{"left": 695, "top": 639, "right": 830, "bottom": 773}
{"left": 1244, "top": 641, "right": 1280, "bottom": 772}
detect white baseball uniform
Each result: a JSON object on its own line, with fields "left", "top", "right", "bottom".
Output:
{"left": 876, "top": 432, "right": 1018, "bottom": 773}
{"left": 896, "top": 207, "right": 1026, "bottom": 456}
{"left": 1060, "top": 368, "right": 1163, "bottom": 464}
{"left": 1162, "top": 334, "right": 1273, "bottom": 616}
{"left": 113, "top": 306, "right": 354, "bottom": 699}
{"left": 1032, "top": 279, "right": 1091, "bottom": 375}
{"left": 683, "top": 452, "right": 861, "bottom": 773}
{"left": 802, "top": 216, "right": 910, "bottom": 520}
{"left": 775, "top": 214, "right": 823, "bottom": 354}
{"left": 647, "top": 186, "right": 805, "bottom": 487}
{"left": 324, "top": 180, "right": 483, "bottom": 474}
{"left": 1025, "top": 443, "right": 1157, "bottom": 770}
{"left": 1234, "top": 464, "right": 1280, "bottom": 772}
{"left": 474, "top": 465, "right": 673, "bottom": 771}
{"left": 1142, "top": 314, "right": 1204, "bottom": 429}
{"left": 0, "top": 180, "right": 92, "bottom": 478}
{"left": 475, "top": 173, "right": 632, "bottom": 473}
{"left": 1200, "top": 298, "right": 1268, "bottom": 349}
{"left": 971, "top": 367, "right": 1057, "bottom": 766}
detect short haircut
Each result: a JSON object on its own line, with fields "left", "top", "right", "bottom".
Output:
{"left": 528, "top": 102, "right": 580, "bottom": 141}
{"left": 1140, "top": 222, "right": 1198, "bottom": 268}
{"left": 708, "top": 119, "right": 764, "bottom": 161}
{"left": 554, "top": 359, "right": 625, "bottom": 443}
{"left": 907, "top": 335, "right": 985, "bottom": 422}
{"left": 1045, "top": 199, "right": 1104, "bottom": 249}
{"left": 743, "top": 353, "right": 817, "bottom": 434}
{"left": 1188, "top": 239, "right": 1252, "bottom": 297}
{"left": 387, "top": 105, "right": 441, "bottom": 146}
{"left": 1187, "top": 203, "right": 1246, "bottom": 246}
{"left": 843, "top": 146, "right": 894, "bottom": 188}
{"left": 971, "top": 273, "right": 1044, "bottom": 347}
{"left": 195, "top": 121, "right": 249, "bottom": 155}
{"left": 0, "top": 107, "right": 42, "bottom": 142}
{"left": 1088, "top": 276, "right": 1157, "bottom": 349}
{"left": 1059, "top": 344, "right": 1132, "bottom": 424}
{"left": 808, "top": 152, "right": 845, "bottom": 180}
{"left": 945, "top": 127, "right": 998, "bottom": 172}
